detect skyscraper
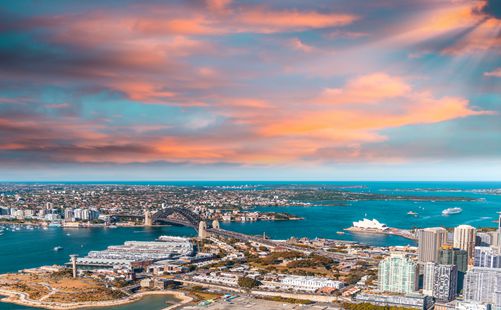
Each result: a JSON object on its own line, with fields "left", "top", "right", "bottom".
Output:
{"left": 438, "top": 246, "right": 468, "bottom": 293}
{"left": 439, "top": 246, "right": 468, "bottom": 273}
{"left": 423, "top": 262, "right": 436, "bottom": 296}
{"left": 378, "top": 253, "right": 419, "bottom": 294}
{"left": 454, "top": 224, "right": 476, "bottom": 260}
{"left": 474, "top": 247, "right": 501, "bottom": 268}
{"left": 418, "top": 227, "right": 448, "bottom": 263}
{"left": 433, "top": 264, "right": 458, "bottom": 302}
{"left": 464, "top": 267, "right": 501, "bottom": 308}
{"left": 476, "top": 232, "right": 495, "bottom": 247}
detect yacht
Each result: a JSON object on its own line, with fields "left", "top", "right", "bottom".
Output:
{"left": 442, "top": 207, "right": 463, "bottom": 216}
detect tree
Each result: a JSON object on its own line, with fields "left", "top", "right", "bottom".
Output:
{"left": 237, "top": 277, "right": 262, "bottom": 290}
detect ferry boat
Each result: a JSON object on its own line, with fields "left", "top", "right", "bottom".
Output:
{"left": 442, "top": 207, "right": 463, "bottom": 216}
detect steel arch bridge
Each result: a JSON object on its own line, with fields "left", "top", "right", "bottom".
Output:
{"left": 151, "top": 207, "right": 203, "bottom": 230}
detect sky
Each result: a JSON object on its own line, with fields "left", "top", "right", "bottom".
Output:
{"left": 0, "top": 0, "right": 500, "bottom": 181}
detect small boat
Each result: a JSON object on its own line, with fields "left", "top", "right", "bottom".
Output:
{"left": 442, "top": 207, "right": 463, "bottom": 216}
{"left": 336, "top": 231, "right": 345, "bottom": 235}
{"left": 66, "top": 233, "right": 71, "bottom": 236}
{"left": 53, "top": 246, "right": 63, "bottom": 251}
{"left": 407, "top": 211, "right": 418, "bottom": 216}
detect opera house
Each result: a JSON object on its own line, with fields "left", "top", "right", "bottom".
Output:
{"left": 352, "top": 219, "right": 389, "bottom": 231}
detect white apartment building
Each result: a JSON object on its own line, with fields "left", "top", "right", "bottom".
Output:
{"left": 378, "top": 253, "right": 419, "bottom": 294}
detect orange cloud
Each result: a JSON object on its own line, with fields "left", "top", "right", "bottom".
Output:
{"left": 112, "top": 81, "right": 175, "bottom": 102}
{"left": 317, "top": 73, "right": 411, "bottom": 104}
{"left": 237, "top": 10, "right": 357, "bottom": 33}
{"left": 133, "top": 17, "right": 216, "bottom": 35}
{"left": 389, "top": 5, "right": 480, "bottom": 44}
{"left": 206, "top": 0, "right": 232, "bottom": 12}
{"left": 259, "top": 73, "right": 488, "bottom": 140}
{"left": 378, "top": 1, "right": 500, "bottom": 56}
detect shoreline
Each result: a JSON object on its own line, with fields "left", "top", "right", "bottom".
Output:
{"left": 0, "top": 288, "right": 192, "bottom": 310}
{"left": 345, "top": 227, "right": 417, "bottom": 240}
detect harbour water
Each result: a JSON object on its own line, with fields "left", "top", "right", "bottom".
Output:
{"left": 0, "top": 295, "right": 179, "bottom": 310}
{"left": 1, "top": 181, "right": 501, "bottom": 309}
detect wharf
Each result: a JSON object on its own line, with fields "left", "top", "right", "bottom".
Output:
{"left": 345, "top": 226, "right": 417, "bottom": 241}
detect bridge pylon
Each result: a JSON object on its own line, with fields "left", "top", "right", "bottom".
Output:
{"left": 144, "top": 210, "right": 153, "bottom": 226}
{"left": 198, "top": 221, "right": 208, "bottom": 239}
{"left": 212, "top": 219, "right": 220, "bottom": 229}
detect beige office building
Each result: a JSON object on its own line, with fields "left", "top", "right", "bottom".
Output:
{"left": 453, "top": 224, "right": 476, "bottom": 259}
{"left": 418, "top": 227, "right": 448, "bottom": 263}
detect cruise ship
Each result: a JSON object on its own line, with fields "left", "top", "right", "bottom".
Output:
{"left": 442, "top": 207, "right": 462, "bottom": 216}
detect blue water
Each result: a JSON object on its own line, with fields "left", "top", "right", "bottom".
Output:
{"left": 0, "top": 295, "right": 177, "bottom": 310}
{"left": 1, "top": 181, "right": 501, "bottom": 309}
{"left": 0, "top": 226, "right": 193, "bottom": 310}
{"left": 0, "top": 226, "right": 195, "bottom": 275}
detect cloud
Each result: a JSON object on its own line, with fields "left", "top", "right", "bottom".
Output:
{"left": 377, "top": 1, "right": 500, "bottom": 56}
{"left": 111, "top": 81, "right": 176, "bottom": 102}
{"left": 206, "top": 0, "right": 232, "bottom": 12}
{"left": 316, "top": 73, "right": 411, "bottom": 104}
{"left": 479, "top": 0, "right": 501, "bottom": 19}
{"left": 2, "top": 71, "right": 491, "bottom": 166}
{"left": 259, "top": 73, "right": 490, "bottom": 146}
{"left": 0, "top": 1, "right": 499, "bottom": 171}
{"left": 484, "top": 67, "right": 501, "bottom": 77}
{"left": 235, "top": 9, "right": 357, "bottom": 33}
{"left": 289, "top": 38, "right": 314, "bottom": 52}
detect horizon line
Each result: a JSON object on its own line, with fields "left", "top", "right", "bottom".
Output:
{"left": 1, "top": 179, "right": 501, "bottom": 183}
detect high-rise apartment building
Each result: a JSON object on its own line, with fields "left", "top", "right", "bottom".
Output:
{"left": 474, "top": 247, "right": 501, "bottom": 268}
{"left": 418, "top": 227, "right": 448, "bottom": 263}
{"left": 433, "top": 264, "right": 458, "bottom": 302}
{"left": 439, "top": 246, "right": 468, "bottom": 272}
{"left": 64, "top": 208, "right": 75, "bottom": 221}
{"left": 454, "top": 225, "right": 477, "bottom": 259}
{"left": 464, "top": 267, "right": 501, "bottom": 308}
{"left": 378, "top": 253, "right": 419, "bottom": 294}
{"left": 423, "top": 262, "right": 436, "bottom": 296}
{"left": 476, "top": 232, "right": 495, "bottom": 247}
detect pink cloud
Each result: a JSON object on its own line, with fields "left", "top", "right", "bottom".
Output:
{"left": 289, "top": 38, "right": 314, "bottom": 53}
{"left": 484, "top": 67, "right": 501, "bottom": 77}
{"left": 258, "top": 73, "right": 489, "bottom": 142}
{"left": 112, "top": 81, "right": 175, "bottom": 102}
{"left": 317, "top": 73, "right": 411, "bottom": 104}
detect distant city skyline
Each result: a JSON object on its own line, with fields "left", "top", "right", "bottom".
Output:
{"left": 0, "top": 0, "right": 499, "bottom": 180}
